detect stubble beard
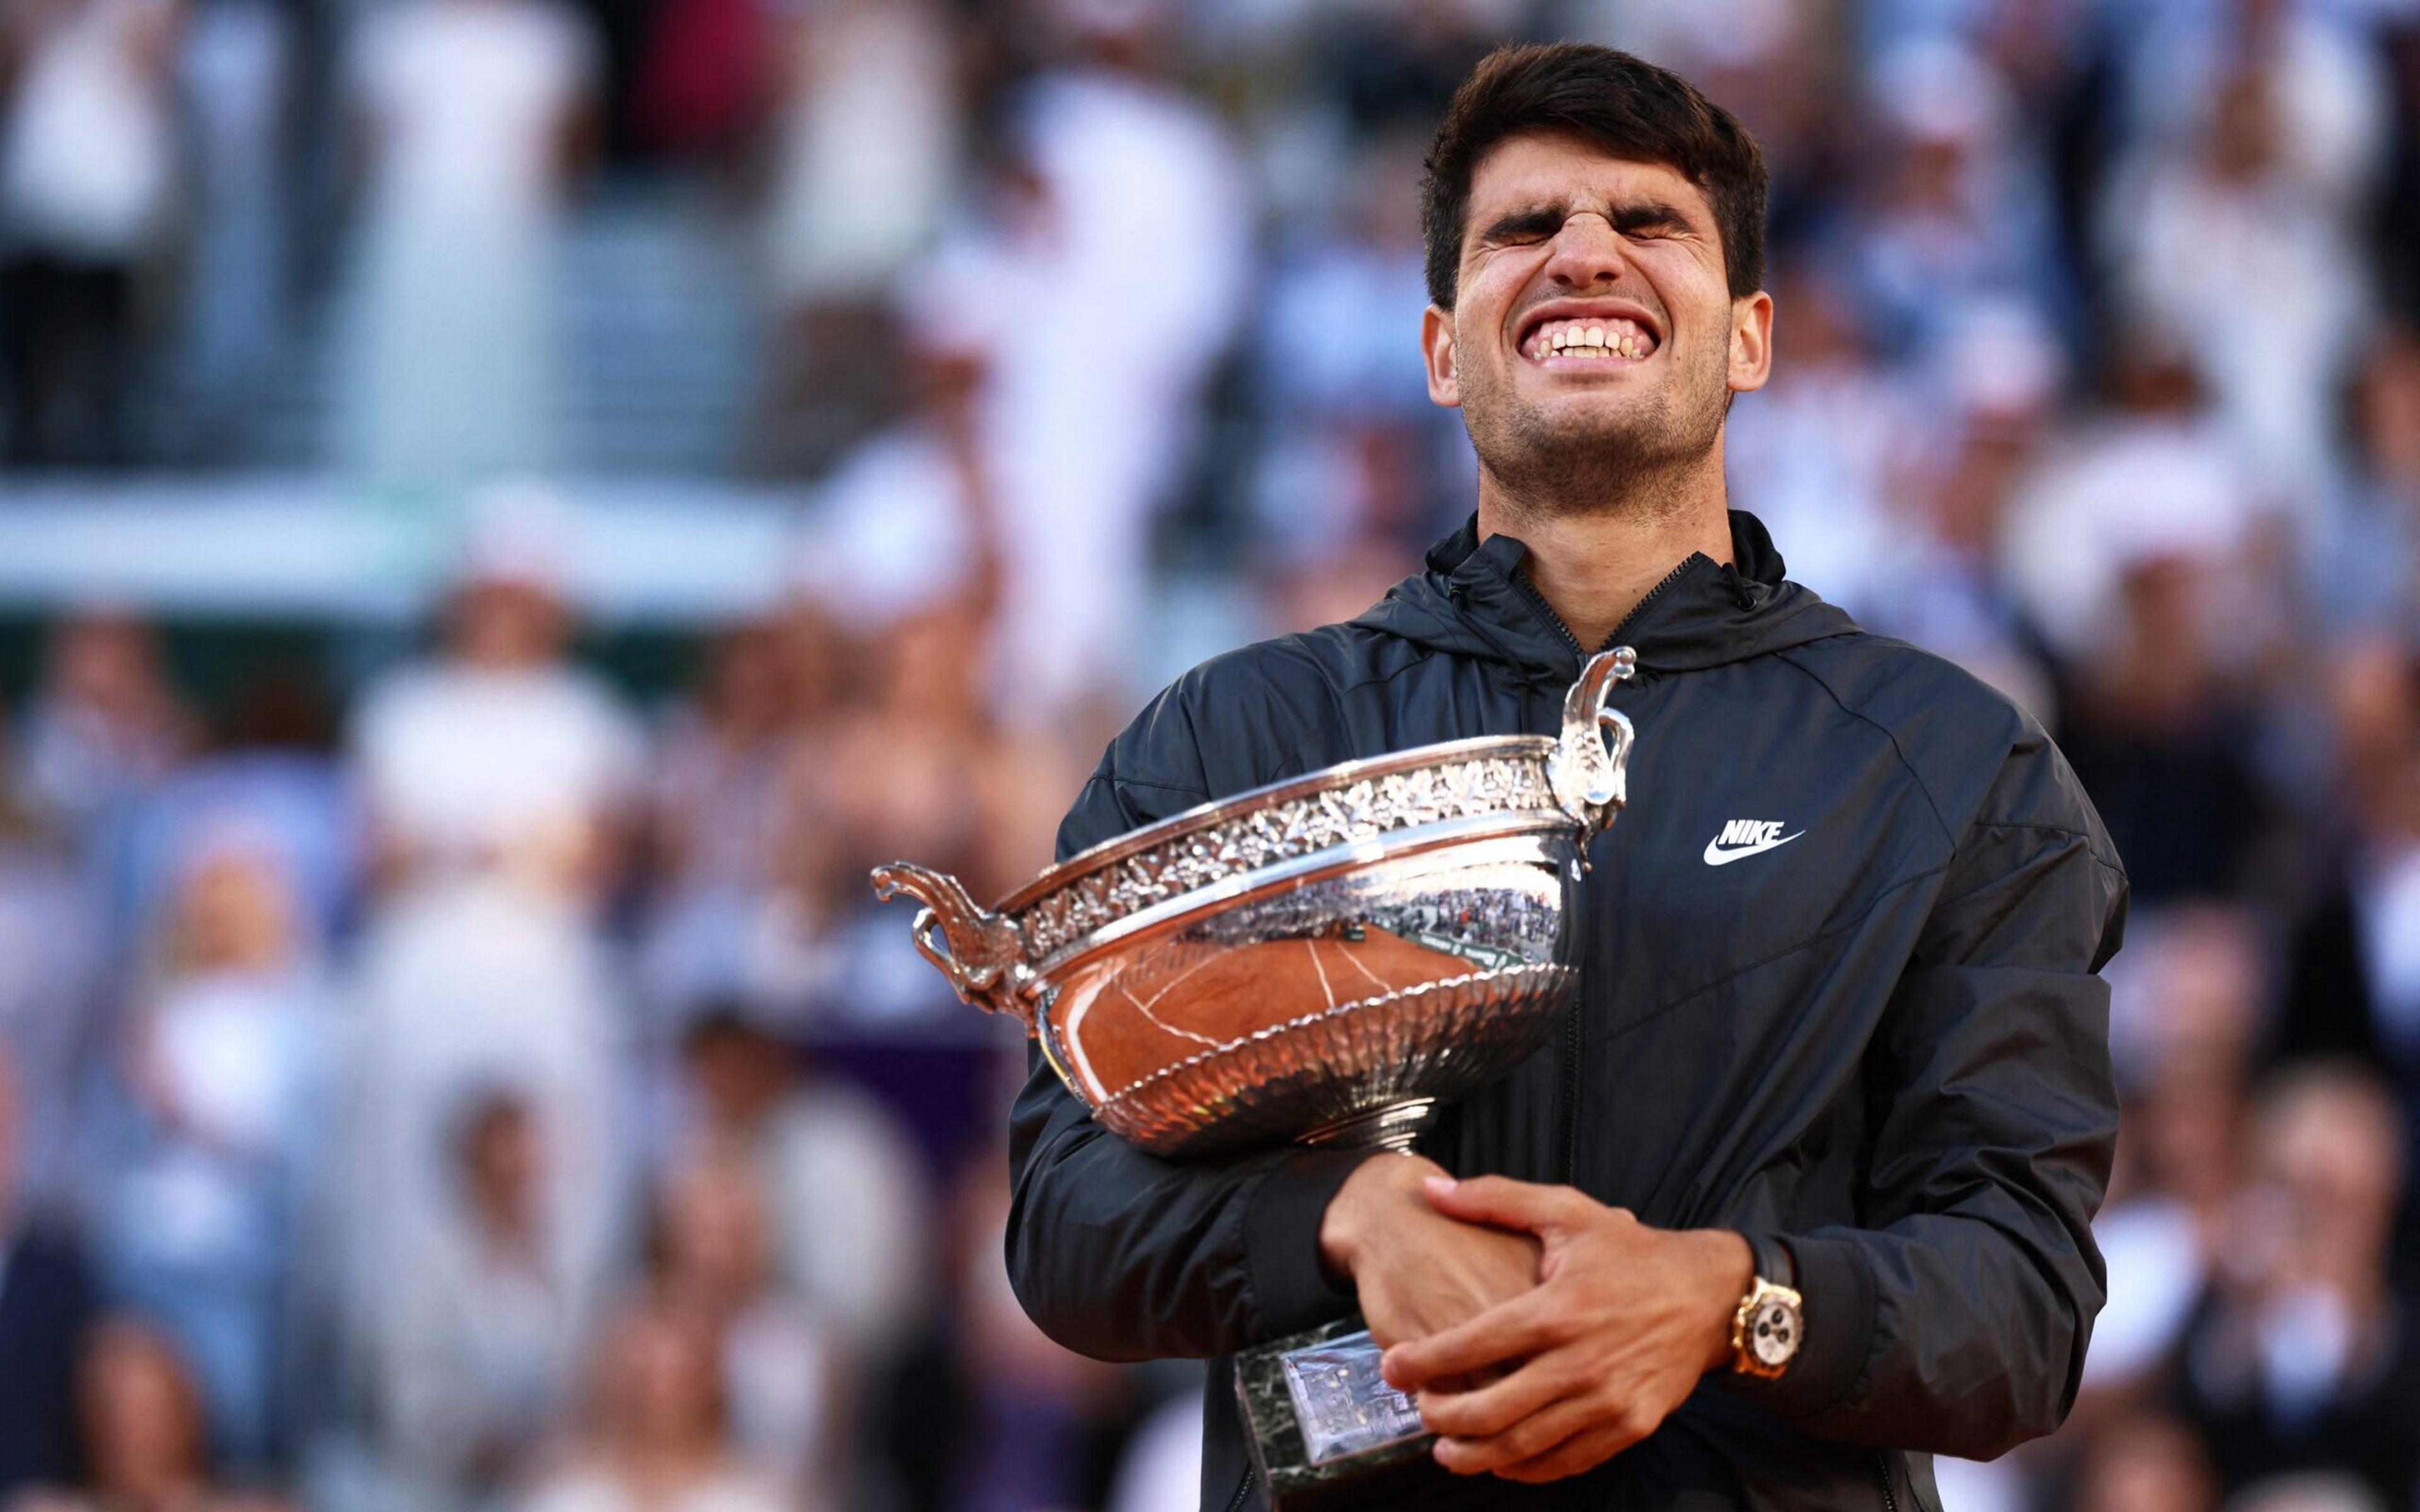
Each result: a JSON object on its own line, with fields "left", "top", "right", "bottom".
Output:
{"left": 1461, "top": 333, "right": 1730, "bottom": 524}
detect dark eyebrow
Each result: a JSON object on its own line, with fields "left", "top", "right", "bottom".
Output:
{"left": 1477, "top": 202, "right": 1571, "bottom": 242}
{"left": 1475, "top": 197, "right": 1701, "bottom": 244}
{"left": 1608, "top": 200, "right": 1694, "bottom": 235}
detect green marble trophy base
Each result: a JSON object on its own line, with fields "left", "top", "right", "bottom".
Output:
{"left": 1234, "top": 1317, "right": 1441, "bottom": 1512}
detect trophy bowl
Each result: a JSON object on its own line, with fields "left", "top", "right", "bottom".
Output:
{"left": 870, "top": 647, "right": 1639, "bottom": 1160}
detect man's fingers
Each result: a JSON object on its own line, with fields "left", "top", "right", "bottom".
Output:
{"left": 1413, "top": 1349, "right": 1581, "bottom": 1438}
{"left": 1491, "top": 1420, "right": 1635, "bottom": 1484}
{"left": 1431, "top": 1391, "right": 1607, "bottom": 1477}
{"left": 1420, "top": 1174, "right": 1589, "bottom": 1234}
{"left": 1381, "top": 1290, "right": 1559, "bottom": 1390}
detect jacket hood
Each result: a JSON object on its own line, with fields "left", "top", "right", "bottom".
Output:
{"left": 1352, "top": 510, "right": 1860, "bottom": 685}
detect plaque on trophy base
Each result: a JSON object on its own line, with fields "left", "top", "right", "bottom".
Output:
{"left": 1234, "top": 1319, "right": 1434, "bottom": 1511}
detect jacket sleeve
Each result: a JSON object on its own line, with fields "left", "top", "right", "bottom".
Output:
{"left": 1736, "top": 733, "right": 2126, "bottom": 1459}
{"left": 1002, "top": 706, "right": 1381, "bottom": 1362}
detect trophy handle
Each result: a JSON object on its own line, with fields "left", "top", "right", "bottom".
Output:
{"left": 1550, "top": 644, "right": 1639, "bottom": 842}
{"left": 868, "top": 862, "right": 1034, "bottom": 1021}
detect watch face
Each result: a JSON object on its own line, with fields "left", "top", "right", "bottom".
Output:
{"left": 1749, "top": 1298, "right": 1801, "bottom": 1368}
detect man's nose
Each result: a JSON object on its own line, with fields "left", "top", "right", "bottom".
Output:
{"left": 1543, "top": 213, "right": 1628, "bottom": 289}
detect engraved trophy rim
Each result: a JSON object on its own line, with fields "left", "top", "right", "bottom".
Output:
{"left": 998, "top": 731, "right": 1558, "bottom": 915}
{"left": 1024, "top": 808, "right": 1576, "bottom": 982}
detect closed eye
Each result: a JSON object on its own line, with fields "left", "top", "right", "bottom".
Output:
{"left": 1480, "top": 209, "right": 1567, "bottom": 245}
{"left": 1610, "top": 203, "right": 1691, "bottom": 239}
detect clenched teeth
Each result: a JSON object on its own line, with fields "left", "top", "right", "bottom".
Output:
{"left": 1529, "top": 316, "right": 1656, "bottom": 362}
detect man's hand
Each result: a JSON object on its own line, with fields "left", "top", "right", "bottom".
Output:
{"left": 1318, "top": 1155, "right": 1542, "bottom": 1349}
{"left": 1377, "top": 1176, "right": 1753, "bottom": 1484}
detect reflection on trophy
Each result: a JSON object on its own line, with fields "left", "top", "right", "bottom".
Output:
{"left": 870, "top": 646, "right": 1640, "bottom": 1508}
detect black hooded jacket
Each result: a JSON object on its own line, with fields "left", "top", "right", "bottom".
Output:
{"left": 1006, "top": 513, "right": 2126, "bottom": 1511}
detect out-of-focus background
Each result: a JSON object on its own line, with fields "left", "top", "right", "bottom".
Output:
{"left": 0, "top": 0, "right": 2416, "bottom": 1507}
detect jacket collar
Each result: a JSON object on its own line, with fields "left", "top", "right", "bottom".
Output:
{"left": 1361, "top": 509, "right": 1856, "bottom": 685}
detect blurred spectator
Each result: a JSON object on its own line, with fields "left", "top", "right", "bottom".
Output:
{"left": 647, "top": 1147, "right": 836, "bottom": 1497}
{"left": 1298, "top": 0, "right": 1501, "bottom": 137}
{"left": 0, "top": 0, "right": 178, "bottom": 464}
{"left": 84, "top": 823, "right": 333, "bottom": 1471}
{"left": 2280, "top": 636, "right": 2420, "bottom": 1168}
{"left": 352, "top": 493, "right": 640, "bottom": 898}
{"left": 2114, "top": 0, "right": 2388, "bottom": 221}
{"left": 2005, "top": 347, "right": 2273, "bottom": 900}
{"left": 2071, "top": 1409, "right": 2219, "bottom": 1512}
{"left": 670, "top": 1011, "right": 928, "bottom": 1363}
{"left": 345, "top": 497, "right": 639, "bottom": 1458}
{"left": 0, "top": 743, "right": 105, "bottom": 1212}
{"left": 921, "top": 0, "right": 1251, "bottom": 726}
{"left": 0, "top": 1045, "right": 100, "bottom": 1504}
{"left": 378, "top": 1090, "right": 582, "bottom": 1512}
{"left": 2100, "top": 4, "right": 2383, "bottom": 505}
{"left": 638, "top": 622, "right": 822, "bottom": 1031}
{"left": 114, "top": 673, "right": 359, "bottom": 963}
{"left": 744, "top": 332, "right": 1006, "bottom": 1029}
{"left": 1250, "top": 127, "right": 1465, "bottom": 558}
{"left": 868, "top": 1155, "right": 1137, "bottom": 1512}
{"left": 171, "top": 0, "right": 292, "bottom": 452}
{"left": 2313, "top": 331, "right": 2420, "bottom": 643}
{"left": 747, "top": 0, "right": 957, "bottom": 475}
{"left": 793, "top": 312, "right": 996, "bottom": 646}
{"left": 13, "top": 1317, "right": 291, "bottom": 1512}
{"left": 2173, "top": 1065, "right": 2420, "bottom": 1510}
{"left": 819, "top": 597, "right": 1085, "bottom": 1026}
{"left": 1866, "top": 302, "right": 2066, "bottom": 721}
{"left": 2089, "top": 908, "right": 2266, "bottom": 1400}
{"left": 1722, "top": 253, "right": 1925, "bottom": 623}
{"left": 16, "top": 609, "right": 194, "bottom": 851}
{"left": 341, "top": 0, "right": 598, "bottom": 486}
{"left": 516, "top": 1297, "right": 789, "bottom": 1512}
{"left": 1257, "top": 534, "right": 1422, "bottom": 641}
{"left": 1845, "top": 35, "right": 2068, "bottom": 364}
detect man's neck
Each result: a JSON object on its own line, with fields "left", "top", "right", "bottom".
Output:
{"left": 1474, "top": 454, "right": 1734, "bottom": 651}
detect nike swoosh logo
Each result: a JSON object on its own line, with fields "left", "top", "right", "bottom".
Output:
{"left": 1703, "top": 831, "right": 1804, "bottom": 866}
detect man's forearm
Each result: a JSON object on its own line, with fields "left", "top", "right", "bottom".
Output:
{"left": 1005, "top": 1048, "right": 1374, "bottom": 1360}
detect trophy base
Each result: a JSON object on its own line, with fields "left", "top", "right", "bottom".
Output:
{"left": 1235, "top": 1317, "right": 1442, "bottom": 1512}
{"left": 1231, "top": 1097, "right": 1456, "bottom": 1508}
{"left": 1298, "top": 1096, "right": 1441, "bottom": 1154}
{"left": 1236, "top": 1314, "right": 1516, "bottom": 1511}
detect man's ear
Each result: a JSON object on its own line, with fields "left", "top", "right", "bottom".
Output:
{"left": 1727, "top": 290, "right": 1773, "bottom": 394}
{"left": 1423, "top": 305, "right": 1461, "bottom": 408}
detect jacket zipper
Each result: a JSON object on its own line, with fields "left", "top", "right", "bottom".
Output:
{"left": 1509, "top": 569, "right": 1587, "bottom": 662}
{"left": 1223, "top": 1463, "right": 1255, "bottom": 1512}
{"left": 1532, "top": 554, "right": 1696, "bottom": 1182}
{"left": 1600, "top": 555, "right": 1699, "bottom": 655}
{"left": 1874, "top": 1451, "right": 1899, "bottom": 1512}
{"left": 1507, "top": 553, "right": 1699, "bottom": 666}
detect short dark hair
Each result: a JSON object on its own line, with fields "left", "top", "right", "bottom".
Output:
{"left": 1420, "top": 43, "right": 1769, "bottom": 309}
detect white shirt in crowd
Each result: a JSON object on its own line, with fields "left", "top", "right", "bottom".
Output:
{"left": 353, "top": 660, "right": 643, "bottom": 878}
{"left": 0, "top": 0, "right": 176, "bottom": 260}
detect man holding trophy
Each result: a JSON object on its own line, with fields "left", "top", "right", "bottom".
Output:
{"left": 925, "top": 41, "right": 2124, "bottom": 1511}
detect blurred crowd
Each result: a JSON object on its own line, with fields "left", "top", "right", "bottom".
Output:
{"left": 4, "top": 0, "right": 2420, "bottom": 1509}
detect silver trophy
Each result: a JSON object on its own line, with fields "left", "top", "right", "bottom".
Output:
{"left": 870, "top": 646, "right": 1639, "bottom": 1508}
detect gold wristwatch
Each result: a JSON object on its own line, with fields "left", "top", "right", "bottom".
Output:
{"left": 1728, "top": 1237, "right": 1804, "bottom": 1381}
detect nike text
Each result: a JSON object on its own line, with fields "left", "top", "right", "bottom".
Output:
{"left": 1704, "top": 820, "right": 1804, "bottom": 866}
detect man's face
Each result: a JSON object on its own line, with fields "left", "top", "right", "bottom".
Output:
{"left": 1422, "top": 132, "right": 1771, "bottom": 510}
